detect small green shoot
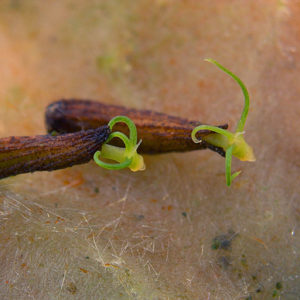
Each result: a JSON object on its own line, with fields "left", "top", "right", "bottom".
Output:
{"left": 191, "top": 59, "right": 255, "bottom": 186}
{"left": 94, "top": 116, "right": 145, "bottom": 172}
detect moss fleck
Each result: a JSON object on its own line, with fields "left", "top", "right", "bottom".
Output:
{"left": 272, "top": 290, "right": 278, "bottom": 297}
{"left": 275, "top": 281, "right": 282, "bottom": 290}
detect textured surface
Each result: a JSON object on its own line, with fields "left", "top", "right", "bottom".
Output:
{"left": 45, "top": 99, "right": 227, "bottom": 154}
{"left": 0, "top": 1, "right": 299, "bottom": 299}
{"left": 0, "top": 126, "right": 110, "bottom": 178}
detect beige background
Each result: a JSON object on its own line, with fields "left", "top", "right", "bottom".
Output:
{"left": 0, "top": 1, "right": 299, "bottom": 299}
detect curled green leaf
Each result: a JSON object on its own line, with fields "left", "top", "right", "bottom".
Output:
{"left": 93, "top": 116, "right": 145, "bottom": 172}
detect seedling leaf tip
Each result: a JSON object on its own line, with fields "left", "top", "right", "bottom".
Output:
{"left": 191, "top": 59, "right": 255, "bottom": 186}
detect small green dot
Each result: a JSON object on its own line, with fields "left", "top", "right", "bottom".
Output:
{"left": 50, "top": 130, "right": 58, "bottom": 136}
{"left": 211, "top": 240, "right": 220, "bottom": 250}
{"left": 275, "top": 282, "right": 282, "bottom": 290}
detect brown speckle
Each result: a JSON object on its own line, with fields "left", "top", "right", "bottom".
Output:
{"left": 66, "top": 282, "right": 77, "bottom": 294}
{"left": 79, "top": 267, "right": 88, "bottom": 273}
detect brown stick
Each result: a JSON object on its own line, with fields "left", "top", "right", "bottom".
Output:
{"left": 0, "top": 126, "right": 110, "bottom": 179}
{"left": 45, "top": 99, "right": 228, "bottom": 155}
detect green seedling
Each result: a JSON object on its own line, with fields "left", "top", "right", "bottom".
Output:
{"left": 94, "top": 116, "right": 145, "bottom": 172}
{"left": 192, "top": 59, "right": 255, "bottom": 186}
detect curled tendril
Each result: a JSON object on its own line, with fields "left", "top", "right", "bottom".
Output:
{"left": 191, "top": 58, "right": 255, "bottom": 186}
{"left": 93, "top": 116, "right": 145, "bottom": 172}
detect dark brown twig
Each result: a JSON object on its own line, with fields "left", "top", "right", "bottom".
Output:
{"left": 46, "top": 99, "right": 228, "bottom": 156}
{"left": 0, "top": 126, "right": 110, "bottom": 179}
